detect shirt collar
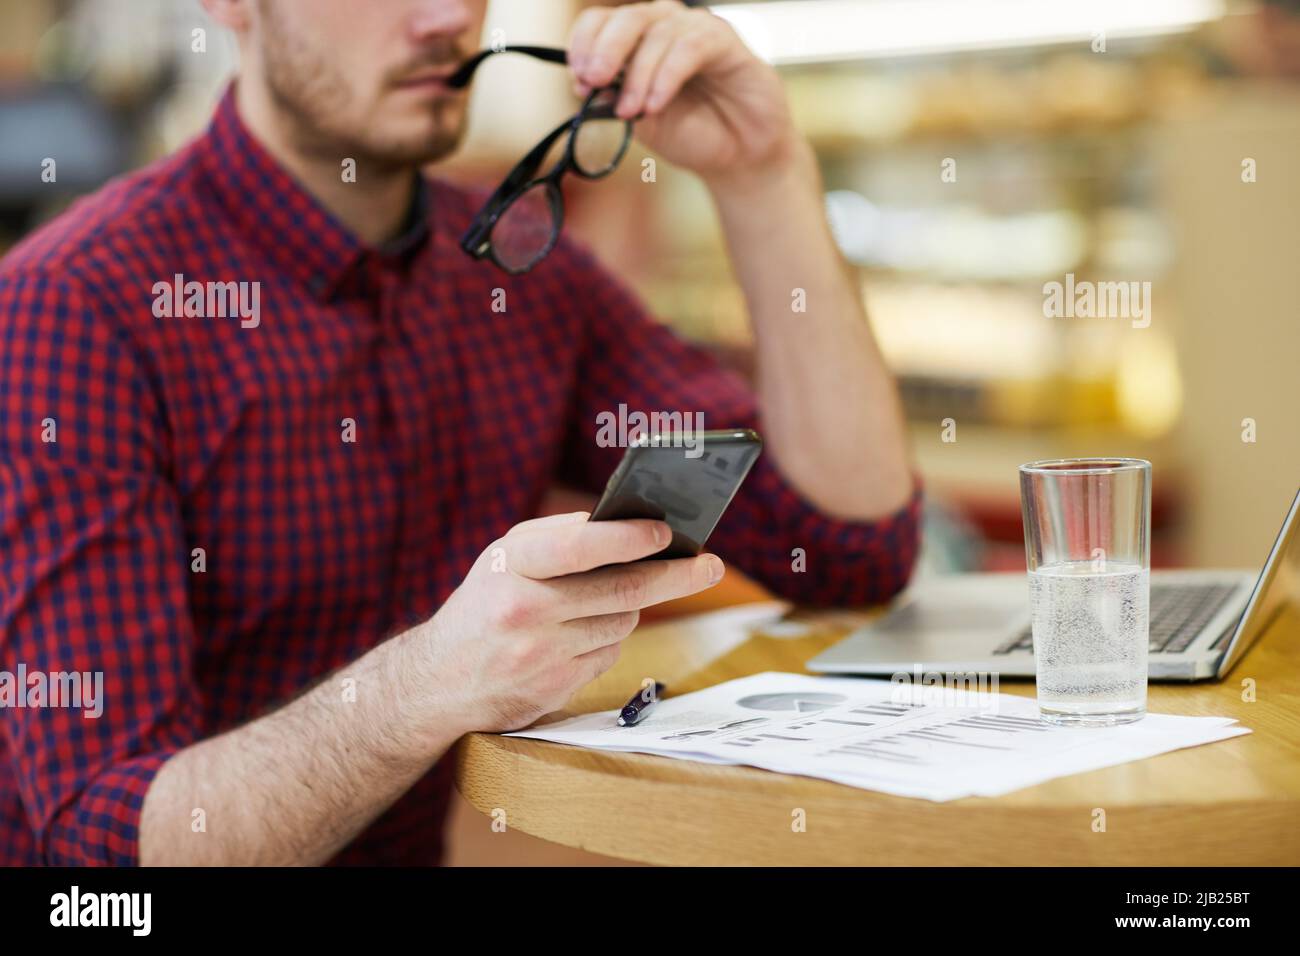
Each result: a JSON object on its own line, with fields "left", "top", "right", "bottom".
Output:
{"left": 197, "top": 84, "right": 431, "bottom": 301}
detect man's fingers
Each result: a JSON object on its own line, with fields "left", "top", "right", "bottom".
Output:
{"left": 567, "top": 6, "right": 614, "bottom": 79}
{"left": 574, "top": 640, "right": 623, "bottom": 684}
{"left": 644, "top": 23, "right": 721, "bottom": 114}
{"left": 617, "top": 17, "right": 676, "bottom": 118}
{"left": 506, "top": 511, "right": 591, "bottom": 537}
{"left": 575, "top": 1, "right": 679, "bottom": 89}
{"left": 562, "top": 609, "right": 641, "bottom": 655}
{"left": 504, "top": 519, "right": 671, "bottom": 579}
{"left": 557, "top": 552, "right": 724, "bottom": 619}
{"left": 581, "top": 6, "right": 650, "bottom": 88}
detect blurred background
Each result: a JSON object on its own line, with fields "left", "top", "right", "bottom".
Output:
{"left": 1, "top": 0, "right": 1297, "bottom": 860}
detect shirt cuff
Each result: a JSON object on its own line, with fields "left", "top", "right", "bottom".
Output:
{"left": 42, "top": 748, "right": 178, "bottom": 866}
{"left": 748, "top": 466, "right": 924, "bottom": 608}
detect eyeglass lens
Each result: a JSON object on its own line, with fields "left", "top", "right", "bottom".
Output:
{"left": 491, "top": 182, "right": 562, "bottom": 274}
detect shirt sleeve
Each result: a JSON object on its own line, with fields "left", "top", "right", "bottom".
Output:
{"left": 0, "top": 269, "right": 201, "bottom": 865}
{"left": 552, "top": 243, "right": 921, "bottom": 607}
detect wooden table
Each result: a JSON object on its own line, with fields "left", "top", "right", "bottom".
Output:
{"left": 454, "top": 599, "right": 1300, "bottom": 866}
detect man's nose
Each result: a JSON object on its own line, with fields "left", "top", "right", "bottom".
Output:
{"left": 407, "top": 0, "right": 476, "bottom": 39}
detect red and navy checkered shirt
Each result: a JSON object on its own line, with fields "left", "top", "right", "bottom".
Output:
{"left": 0, "top": 87, "right": 919, "bottom": 865}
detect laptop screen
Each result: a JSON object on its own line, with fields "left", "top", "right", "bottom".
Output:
{"left": 1218, "top": 489, "right": 1300, "bottom": 678}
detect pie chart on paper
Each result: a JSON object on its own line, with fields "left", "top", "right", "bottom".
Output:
{"left": 736, "top": 692, "right": 847, "bottom": 713}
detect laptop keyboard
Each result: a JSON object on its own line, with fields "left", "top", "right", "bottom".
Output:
{"left": 995, "top": 583, "right": 1239, "bottom": 655}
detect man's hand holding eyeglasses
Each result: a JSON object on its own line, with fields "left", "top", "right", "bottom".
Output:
{"left": 568, "top": 0, "right": 800, "bottom": 190}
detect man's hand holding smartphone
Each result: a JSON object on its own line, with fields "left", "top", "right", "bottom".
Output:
{"left": 418, "top": 512, "right": 724, "bottom": 733}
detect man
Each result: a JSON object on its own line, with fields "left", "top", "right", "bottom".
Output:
{"left": 0, "top": 0, "right": 917, "bottom": 865}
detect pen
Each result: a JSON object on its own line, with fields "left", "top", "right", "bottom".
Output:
{"left": 617, "top": 681, "right": 666, "bottom": 726}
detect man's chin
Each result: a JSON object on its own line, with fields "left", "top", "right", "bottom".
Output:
{"left": 358, "top": 128, "right": 464, "bottom": 168}
{"left": 367, "top": 104, "right": 466, "bottom": 166}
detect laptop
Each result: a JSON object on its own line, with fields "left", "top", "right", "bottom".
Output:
{"left": 809, "top": 488, "right": 1300, "bottom": 682}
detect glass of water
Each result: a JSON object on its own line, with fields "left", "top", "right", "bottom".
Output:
{"left": 1019, "top": 459, "right": 1151, "bottom": 726}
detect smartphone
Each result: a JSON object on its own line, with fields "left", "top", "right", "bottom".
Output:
{"left": 589, "top": 429, "right": 763, "bottom": 559}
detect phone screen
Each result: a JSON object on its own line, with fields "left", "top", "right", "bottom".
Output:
{"left": 589, "top": 429, "right": 762, "bottom": 559}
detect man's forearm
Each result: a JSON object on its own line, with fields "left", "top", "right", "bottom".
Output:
{"left": 138, "top": 620, "right": 464, "bottom": 865}
{"left": 704, "top": 139, "right": 914, "bottom": 521}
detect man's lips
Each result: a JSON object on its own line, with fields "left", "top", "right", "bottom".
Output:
{"left": 393, "top": 68, "right": 459, "bottom": 90}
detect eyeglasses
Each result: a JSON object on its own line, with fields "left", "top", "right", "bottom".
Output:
{"left": 448, "top": 45, "right": 633, "bottom": 276}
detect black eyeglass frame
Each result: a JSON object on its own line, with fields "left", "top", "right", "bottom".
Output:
{"left": 451, "top": 46, "right": 633, "bottom": 275}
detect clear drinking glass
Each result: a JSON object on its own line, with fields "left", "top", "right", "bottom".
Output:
{"left": 1019, "top": 459, "right": 1151, "bottom": 726}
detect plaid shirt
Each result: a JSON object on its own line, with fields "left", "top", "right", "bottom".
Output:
{"left": 0, "top": 88, "right": 919, "bottom": 866}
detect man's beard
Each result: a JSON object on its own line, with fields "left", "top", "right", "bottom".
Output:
{"left": 257, "top": 10, "right": 468, "bottom": 169}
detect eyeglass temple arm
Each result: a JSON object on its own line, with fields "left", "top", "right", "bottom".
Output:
{"left": 446, "top": 45, "right": 569, "bottom": 89}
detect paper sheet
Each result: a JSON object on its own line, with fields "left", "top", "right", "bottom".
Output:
{"left": 507, "top": 672, "right": 1250, "bottom": 801}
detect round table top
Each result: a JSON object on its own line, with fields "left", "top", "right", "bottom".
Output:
{"left": 454, "top": 600, "right": 1300, "bottom": 865}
